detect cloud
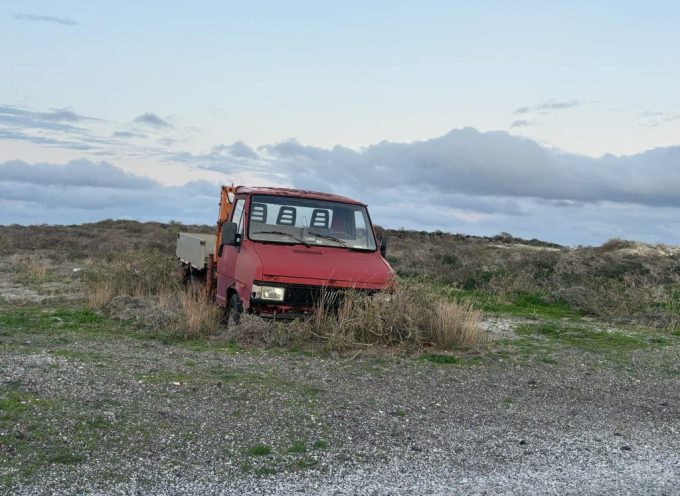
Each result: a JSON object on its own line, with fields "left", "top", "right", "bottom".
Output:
{"left": 13, "top": 13, "right": 78, "bottom": 26}
{"left": 0, "top": 104, "right": 92, "bottom": 133}
{"left": 133, "top": 113, "right": 172, "bottom": 128}
{"left": 3, "top": 153, "right": 680, "bottom": 245}
{"left": 0, "top": 159, "right": 157, "bottom": 190}
{"left": 210, "top": 141, "right": 259, "bottom": 160}
{"left": 510, "top": 120, "right": 531, "bottom": 128}
{"left": 112, "top": 130, "right": 146, "bottom": 139}
{"left": 260, "top": 128, "right": 680, "bottom": 208}
{"left": 514, "top": 100, "right": 584, "bottom": 115}
{"left": 638, "top": 110, "right": 680, "bottom": 128}
{"left": 0, "top": 104, "right": 175, "bottom": 157}
{"left": 3, "top": 108, "right": 680, "bottom": 245}
{"left": 534, "top": 100, "right": 582, "bottom": 111}
{"left": 0, "top": 160, "right": 219, "bottom": 225}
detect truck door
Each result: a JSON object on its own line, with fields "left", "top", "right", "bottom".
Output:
{"left": 216, "top": 197, "right": 245, "bottom": 305}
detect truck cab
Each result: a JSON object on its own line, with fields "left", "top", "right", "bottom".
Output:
{"left": 178, "top": 186, "right": 394, "bottom": 320}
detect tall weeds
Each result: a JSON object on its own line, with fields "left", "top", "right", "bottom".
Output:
{"left": 83, "top": 249, "right": 483, "bottom": 349}
{"left": 249, "top": 283, "right": 486, "bottom": 351}
{"left": 83, "top": 249, "right": 221, "bottom": 338}
{"left": 176, "top": 285, "right": 222, "bottom": 338}
{"left": 83, "top": 248, "right": 180, "bottom": 308}
{"left": 9, "top": 254, "right": 52, "bottom": 285}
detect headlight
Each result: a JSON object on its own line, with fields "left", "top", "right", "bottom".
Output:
{"left": 251, "top": 284, "right": 285, "bottom": 301}
{"left": 372, "top": 292, "right": 392, "bottom": 303}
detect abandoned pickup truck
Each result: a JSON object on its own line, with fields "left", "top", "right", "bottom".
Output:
{"left": 176, "top": 186, "right": 394, "bottom": 321}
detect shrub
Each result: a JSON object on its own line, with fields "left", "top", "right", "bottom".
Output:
{"left": 88, "top": 279, "right": 114, "bottom": 309}
{"left": 239, "top": 284, "right": 486, "bottom": 351}
{"left": 429, "top": 299, "right": 483, "bottom": 348}
{"left": 598, "top": 238, "right": 635, "bottom": 253}
{"left": 8, "top": 254, "right": 52, "bottom": 285}
{"left": 83, "top": 248, "right": 221, "bottom": 338}
{"left": 175, "top": 285, "right": 222, "bottom": 338}
{"left": 84, "top": 248, "right": 180, "bottom": 308}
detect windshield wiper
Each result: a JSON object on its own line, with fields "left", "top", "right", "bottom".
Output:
{"left": 308, "top": 231, "right": 348, "bottom": 247}
{"left": 256, "top": 230, "right": 310, "bottom": 247}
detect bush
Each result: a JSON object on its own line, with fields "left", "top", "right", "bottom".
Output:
{"left": 83, "top": 248, "right": 221, "bottom": 338}
{"left": 598, "top": 238, "right": 635, "bottom": 253}
{"left": 83, "top": 248, "right": 180, "bottom": 308}
{"left": 8, "top": 254, "right": 52, "bottom": 284}
{"left": 232, "top": 284, "right": 485, "bottom": 351}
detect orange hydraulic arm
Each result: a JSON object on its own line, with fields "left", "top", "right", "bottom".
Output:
{"left": 214, "top": 185, "right": 237, "bottom": 265}
{"left": 205, "top": 185, "right": 237, "bottom": 295}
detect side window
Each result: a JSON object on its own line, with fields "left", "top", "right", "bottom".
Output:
{"left": 231, "top": 199, "right": 245, "bottom": 234}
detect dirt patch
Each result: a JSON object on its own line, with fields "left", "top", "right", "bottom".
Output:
{"left": 480, "top": 316, "right": 525, "bottom": 340}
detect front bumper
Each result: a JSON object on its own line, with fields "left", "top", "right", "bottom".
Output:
{"left": 249, "top": 281, "right": 378, "bottom": 315}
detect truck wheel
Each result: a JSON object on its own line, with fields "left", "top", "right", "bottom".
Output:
{"left": 227, "top": 293, "right": 243, "bottom": 326}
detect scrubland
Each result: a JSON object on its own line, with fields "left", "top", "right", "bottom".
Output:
{"left": 0, "top": 221, "right": 678, "bottom": 494}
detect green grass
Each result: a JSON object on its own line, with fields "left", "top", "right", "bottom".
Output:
{"left": 312, "top": 440, "right": 328, "bottom": 450}
{"left": 293, "top": 457, "right": 319, "bottom": 469}
{"left": 254, "top": 467, "right": 277, "bottom": 476}
{"left": 249, "top": 444, "right": 272, "bottom": 456}
{"left": 0, "top": 385, "right": 94, "bottom": 478}
{"left": 431, "top": 281, "right": 579, "bottom": 318}
{"left": 477, "top": 292, "right": 576, "bottom": 318}
{"left": 288, "top": 441, "right": 306, "bottom": 453}
{"left": 86, "top": 414, "right": 112, "bottom": 429}
{"left": 0, "top": 306, "right": 114, "bottom": 338}
{"left": 0, "top": 390, "right": 35, "bottom": 417}
{"left": 47, "top": 449, "right": 85, "bottom": 465}
{"left": 516, "top": 322, "right": 660, "bottom": 352}
{"left": 420, "top": 353, "right": 459, "bottom": 364}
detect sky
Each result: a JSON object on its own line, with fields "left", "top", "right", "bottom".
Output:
{"left": 1, "top": 1, "right": 679, "bottom": 245}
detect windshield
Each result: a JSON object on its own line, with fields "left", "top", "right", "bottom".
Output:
{"left": 248, "top": 195, "right": 377, "bottom": 251}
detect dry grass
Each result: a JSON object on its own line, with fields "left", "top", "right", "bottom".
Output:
{"left": 430, "top": 299, "right": 483, "bottom": 348}
{"left": 7, "top": 220, "right": 680, "bottom": 335}
{"left": 175, "top": 285, "right": 222, "bottom": 338}
{"left": 233, "top": 284, "right": 486, "bottom": 351}
{"left": 83, "top": 248, "right": 220, "bottom": 338}
{"left": 83, "top": 248, "right": 180, "bottom": 308}
{"left": 8, "top": 254, "right": 52, "bottom": 285}
{"left": 88, "top": 279, "right": 114, "bottom": 309}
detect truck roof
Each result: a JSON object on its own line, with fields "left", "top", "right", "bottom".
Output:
{"left": 235, "top": 186, "right": 366, "bottom": 206}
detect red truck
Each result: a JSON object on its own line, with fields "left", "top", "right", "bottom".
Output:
{"left": 176, "top": 186, "right": 394, "bottom": 321}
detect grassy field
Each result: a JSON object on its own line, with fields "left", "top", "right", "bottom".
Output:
{"left": 1, "top": 221, "right": 679, "bottom": 493}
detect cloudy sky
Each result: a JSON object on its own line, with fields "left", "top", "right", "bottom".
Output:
{"left": 1, "top": 1, "right": 680, "bottom": 245}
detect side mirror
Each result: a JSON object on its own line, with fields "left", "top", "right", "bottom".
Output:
{"left": 379, "top": 236, "right": 388, "bottom": 258}
{"left": 221, "top": 222, "right": 240, "bottom": 246}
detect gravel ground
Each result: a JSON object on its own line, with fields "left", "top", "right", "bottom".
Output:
{"left": 1, "top": 306, "right": 679, "bottom": 495}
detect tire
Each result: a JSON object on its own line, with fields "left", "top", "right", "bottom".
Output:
{"left": 227, "top": 293, "right": 243, "bottom": 326}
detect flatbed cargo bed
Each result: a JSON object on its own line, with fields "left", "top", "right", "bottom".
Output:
{"left": 176, "top": 232, "right": 216, "bottom": 271}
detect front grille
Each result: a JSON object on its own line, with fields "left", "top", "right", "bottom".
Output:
{"left": 284, "top": 284, "right": 346, "bottom": 307}
{"left": 252, "top": 281, "right": 377, "bottom": 308}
